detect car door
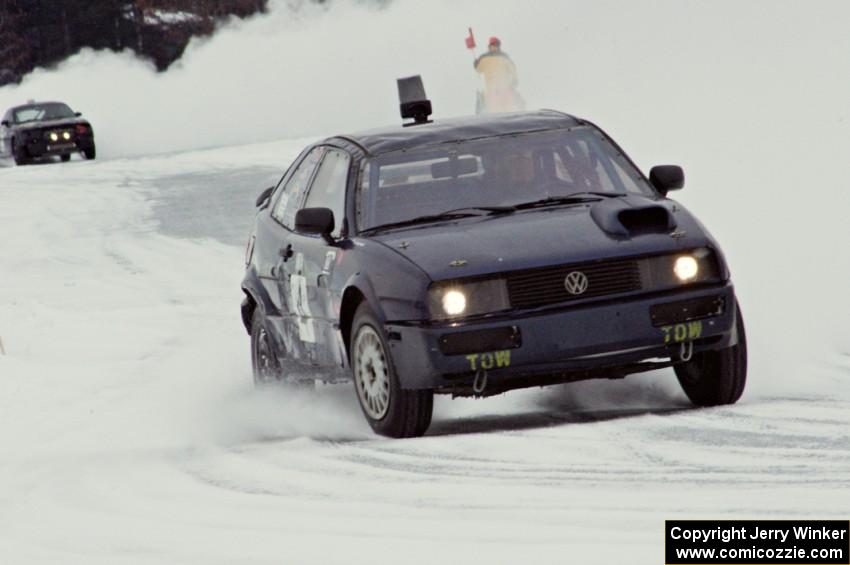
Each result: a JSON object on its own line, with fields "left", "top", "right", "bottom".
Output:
{"left": 280, "top": 146, "right": 352, "bottom": 369}
{"left": 252, "top": 146, "right": 323, "bottom": 356}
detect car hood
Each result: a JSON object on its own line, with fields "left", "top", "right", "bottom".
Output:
{"left": 371, "top": 196, "right": 715, "bottom": 281}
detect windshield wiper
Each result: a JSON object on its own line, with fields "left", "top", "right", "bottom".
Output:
{"left": 441, "top": 205, "right": 517, "bottom": 215}
{"left": 511, "top": 192, "right": 627, "bottom": 210}
{"left": 567, "top": 191, "right": 628, "bottom": 199}
{"left": 360, "top": 208, "right": 497, "bottom": 234}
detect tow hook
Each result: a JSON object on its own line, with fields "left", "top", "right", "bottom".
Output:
{"left": 472, "top": 369, "right": 488, "bottom": 395}
{"left": 679, "top": 341, "right": 694, "bottom": 362}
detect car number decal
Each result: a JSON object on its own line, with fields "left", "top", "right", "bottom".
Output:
{"left": 289, "top": 253, "right": 316, "bottom": 343}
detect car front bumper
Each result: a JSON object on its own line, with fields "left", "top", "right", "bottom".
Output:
{"left": 386, "top": 282, "right": 739, "bottom": 393}
{"left": 22, "top": 135, "right": 94, "bottom": 157}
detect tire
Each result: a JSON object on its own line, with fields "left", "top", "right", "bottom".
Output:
{"left": 250, "top": 307, "right": 283, "bottom": 385}
{"left": 61, "top": 154, "right": 71, "bottom": 162}
{"left": 83, "top": 145, "right": 96, "bottom": 160}
{"left": 12, "top": 138, "right": 28, "bottom": 166}
{"left": 249, "top": 307, "right": 314, "bottom": 390}
{"left": 675, "top": 301, "right": 748, "bottom": 406}
{"left": 350, "top": 302, "right": 433, "bottom": 438}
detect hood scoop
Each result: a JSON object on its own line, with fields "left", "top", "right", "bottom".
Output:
{"left": 590, "top": 196, "right": 676, "bottom": 237}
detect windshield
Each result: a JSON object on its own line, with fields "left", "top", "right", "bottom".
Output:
{"left": 13, "top": 103, "right": 76, "bottom": 124}
{"left": 356, "top": 126, "right": 655, "bottom": 231}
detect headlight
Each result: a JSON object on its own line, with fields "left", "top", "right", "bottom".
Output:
{"left": 49, "top": 132, "right": 59, "bottom": 142}
{"left": 62, "top": 131, "right": 71, "bottom": 140}
{"left": 673, "top": 255, "right": 699, "bottom": 281}
{"left": 429, "top": 279, "right": 510, "bottom": 320}
{"left": 642, "top": 248, "right": 722, "bottom": 289}
{"left": 442, "top": 290, "right": 467, "bottom": 315}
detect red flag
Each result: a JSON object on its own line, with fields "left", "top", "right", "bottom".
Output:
{"left": 465, "top": 27, "right": 476, "bottom": 50}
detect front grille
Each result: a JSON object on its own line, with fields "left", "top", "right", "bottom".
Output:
{"left": 506, "top": 257, "right": 641, "bottom": 308}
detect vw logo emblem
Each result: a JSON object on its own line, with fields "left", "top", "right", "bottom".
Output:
{"left": 564, "top": 271, "right": 589, "bottom": 295}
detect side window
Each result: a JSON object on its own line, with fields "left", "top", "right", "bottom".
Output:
{"left": 303, "top": 148, "right": 351, "bottom": 238}
{"left": 272, "top": 147, "right": 324, "bottom": 229}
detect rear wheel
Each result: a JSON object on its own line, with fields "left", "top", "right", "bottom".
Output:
{"left": 250, "top": 307, "right": 314, "bottom": 390}
{"left": 350, "top": 302, "right": 432, "bottom": 438}
{"left": 675, "top": 301, "right": 747, "bottom": 405}
{"left": 251, "top": 308, "right": 283, "bottom": 385}
{"left": 60, "top": 154, "right": 71, "bottom": 162}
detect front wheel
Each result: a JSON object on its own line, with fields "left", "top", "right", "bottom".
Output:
{"left": 83, "top": 145, "right": 96, "bottom": 160}
{"left": 12, "top": 138, "right": 28, "bottom": 165}
{"left": 350, "top": 303, "right": 432, "bottom": 438}
{"left": 675, "top": 301, "right": 747, "bottom": 406}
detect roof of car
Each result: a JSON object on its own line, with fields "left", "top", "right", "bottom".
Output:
{"left": 8, "top": 101, "right": 70, "bottom": 111}
{"left": 334, "top": 109, "right": 583, "bottom": 156}
{"left": 5, "top": 101, "right": 72, "bottom": 119}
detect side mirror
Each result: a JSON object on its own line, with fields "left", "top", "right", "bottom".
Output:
{"left": 256, "top": 186, "right": 273, "bottom": 207}
{"left": 295, "top": 207, "right": 335, "bottom": 237}
{"left": 0, "top": 120, "right": 9, "bottom": 127}
{"left": 649, "top": 165, "right": 685, "bottom": 196}
{"left": 74, "top": 112, "right": 82, "bottom": 117}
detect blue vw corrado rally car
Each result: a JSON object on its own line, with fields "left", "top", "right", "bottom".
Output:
{"left": 241, "top": 93, "right": 746, "bottom": 438}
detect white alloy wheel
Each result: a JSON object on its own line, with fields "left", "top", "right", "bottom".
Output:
{"left": 354, "top": 325, "right": 391, "bottom": 420}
